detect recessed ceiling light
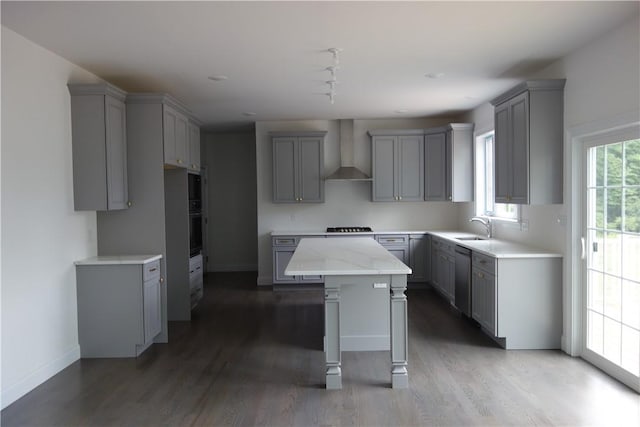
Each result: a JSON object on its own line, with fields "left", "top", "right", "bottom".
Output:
{"left": 395, "top": 109, "right": 409, "bottom": 114}
{"left": 243, "top": 112, "right": 256, "bottom": 117}
{"left": 208, "top": 75, "right": 228, "bottom": 81}
{"left": 425, "top": 72, "right": 445, "bottom": 79}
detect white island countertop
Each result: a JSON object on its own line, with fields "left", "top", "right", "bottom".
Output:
{"left": 285, "top": 237, "right": 412, "bottom": 276}
{"left": 74, "top": 254, "right": 162, "bottom": 266}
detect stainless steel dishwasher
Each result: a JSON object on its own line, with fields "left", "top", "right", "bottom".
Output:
{"left": 454, "top": 245, "right": 472, "bottom": 316}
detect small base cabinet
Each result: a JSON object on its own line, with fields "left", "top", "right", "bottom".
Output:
{"left": 189, "top": 254, "right": 204, "bottom": 308}
{"left": 470, "top": 251, "right": 562, "bottom": 349}
{"left": 75, "top": 256, "right": 163, "bottom": 358}
{"left": 408, "top": 234, "right": 428, "bottom": 283}
{"left": 429, "top": 236, "right": 455, "bottom": 304}
{"left": 272, "top": 235, "right": 325, "bottom": 284}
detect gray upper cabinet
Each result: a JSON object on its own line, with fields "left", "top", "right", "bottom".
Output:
{"left": 68, "top": 83, "right": 129, "bottom": 211}
{"left": 491, "top": 79, "right": 565, "bottom": 205}
{"left": 369, "top": 130, "right": 424, "bottom": 202}
{"left": 271, "top": 132, "right": 325, "bottom": 203}
{"left": 188, "top": 120, "right": 201, "bottom": 172}
{"left": 163, "top": 104, "right": 189, "bottom": 168}
{"left": 424, "top": 131, "right": 447, "bottom": 201}
{"left": 424, "top": 123, "right": 474, "bottom": 202}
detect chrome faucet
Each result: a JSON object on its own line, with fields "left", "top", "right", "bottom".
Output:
{"left": 469, "top": 216, "right": 493, "bottom": 239}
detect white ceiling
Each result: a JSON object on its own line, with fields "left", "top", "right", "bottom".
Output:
{"left": 2, "top": 1, "right": 639, "bottom": 131}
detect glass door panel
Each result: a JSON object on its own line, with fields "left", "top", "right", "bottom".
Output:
{"left": 585, "top": 138, "right": 640, "bottom": 386}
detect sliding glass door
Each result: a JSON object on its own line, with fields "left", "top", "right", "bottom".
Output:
{"left": 584, "top": 136, "right": 640, "bottom": 391}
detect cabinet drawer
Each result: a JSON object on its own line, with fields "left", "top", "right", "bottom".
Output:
{"left": 375, "top": 235, "right": 408, "bottom": 246}
{"left": 272, "top": 236, "right": 299, "bottom": 246}
{"left": 472, "top": 252, "right": 496, "bottom": 274}
{"left": 189, "top": 254, "right": 203, "bottom": 275}
{"left": 143, "top": 260, "right": 161, "bottom": 281}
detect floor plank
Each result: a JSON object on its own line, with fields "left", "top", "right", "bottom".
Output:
{"left": 2, "top": 272, "right": 639, "bottom": 426}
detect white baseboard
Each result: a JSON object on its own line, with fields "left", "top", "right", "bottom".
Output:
{"left": 1, "top": 345, "right": 80, "bottom": 410}
{"left": 208, "top": 263, "right": 257, "bottom": 272}
{"left": 257, "top": 275, "right": 273, "bottom": 286}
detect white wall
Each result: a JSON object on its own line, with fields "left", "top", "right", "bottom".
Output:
{"left": 255, "top": 117, "right": 461, "bottom": 285}
{"left": 202, "top": 132, "right": 258, "bottom": 272}
{"left": 1, "top": 27, "right": 101, "bottom": 409}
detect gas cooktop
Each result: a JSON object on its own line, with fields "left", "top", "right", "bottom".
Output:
{"left": 326, "top": 227, "right": 373, "bottom": 233}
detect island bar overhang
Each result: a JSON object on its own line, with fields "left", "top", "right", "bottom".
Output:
{"left": 285, "top": 237, "right": 412, "bottom": 389}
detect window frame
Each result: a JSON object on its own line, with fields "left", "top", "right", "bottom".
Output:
{"left": 475, "top": 130, "right": 521, "bottom": 222}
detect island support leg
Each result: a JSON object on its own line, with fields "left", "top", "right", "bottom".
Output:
{"left": 324, "top": 278, "right": 342, "bottom": 389}
{"left": 390, "top": 275, "right": 408, "bottom": 388}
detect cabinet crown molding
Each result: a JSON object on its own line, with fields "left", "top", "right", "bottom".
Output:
{"left": 67, "top": 82, "right": 127, "bottom": 101}
{"left": 269, "top": 131, "right": 327, "bottom": 137}
{"left": 490, "top": 79, "right": 566, "bottom": 106}
{"left": 126, "top": 93, "right": 194, "bottom": 119}
{"left": 367, "top": 129, "right": 424, "bottom": 137}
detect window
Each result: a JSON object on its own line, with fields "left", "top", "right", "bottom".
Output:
{"left": 475, "top": 131, "right": 519, "bottom": 221}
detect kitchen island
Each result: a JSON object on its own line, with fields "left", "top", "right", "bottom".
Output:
{"left": 285, "top": 237, "right": 412, "bottom": 389}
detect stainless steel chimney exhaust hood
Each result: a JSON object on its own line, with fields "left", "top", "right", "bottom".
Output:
{"left": 325, "top": 119, "right": 372, "bottom": 181}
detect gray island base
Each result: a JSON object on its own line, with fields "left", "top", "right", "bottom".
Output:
{"left": 285, "top": 237, "right": 411, "bottom": 389}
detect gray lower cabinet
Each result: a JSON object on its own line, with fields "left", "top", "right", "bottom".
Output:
{"left": 471, "top": 252, "right": 496, "bottom": 334}
{"left": 271, "top": 132, "right": 325, "bottom": 203}
{"left": 424, "top": 123, "right": 474, "bottom": 202}
{"left": 369, "top": 131, "right": 424, "bottom": 202}
{"left": 491, "top": 79, "right": 565, "bottom": 205}
{"left": 163, "top": 104, "right": 189, "bottom": 167}
{"left": 68, "top": 83, "right": 129, "bottom": 211}
{"left": 470, "top": 251, "right": 562, "bottom": 349}
{"left": 189, "top": 254, "right": 204, "bottom": 308}
{"left": 188, "top": 120, "right": 201, "bottom": 172}
{"left": 376, "top": 234, "right": 409, "bottom": 264}
{"left": 75, "top": 258, "right": 162, "bottom": 358}
{"left": 430, "top": 237, "right": 455, "bottom": 303}
{"left": 272, "top": 235, "right": 324, "bottom": 284}
{"left": 408, "top": 234, "right": 428, "bottom": 283}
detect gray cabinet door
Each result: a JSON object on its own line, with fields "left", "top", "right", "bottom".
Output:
{"left": 105, "top": 95, "right": 128, "bottom": 210}
{"left": 298, "top": 137, "right": 324, "bottom": 203}
{"left": 143, "top": 277, "right": 162, "bottom": 343}
{"left": 471, "top": 267, "right": 483, "bottom": 322}
{"left": 188, "top": 122, "right": 201, "bottom": 172}
{"left": 163, "top": 105, "right": 188, "bottom": 167}
{"left": 272, "top": 137, "right": 297, "bottom": 202}
{"left": 273, "top": 247, "right": 296, "bottom": 283}
{"left": 509, "top": 92, "right": 530, "bottom": 204}
{"left": 372, "top": 136, "right": 397, "bottom": 201}
{"left": 494, "top": 102, "right": 511, "bottom": 203}
{"left": 425, "top": 132, "right": 447, "bottom": 201}
{"left": 69, "top": 83, "right": 129, "bottom": 211}
{"left": 398, "top": 135, "right": 424, "bottom": 201}
{"left": 408, "top": 236, "right": 426, "bottom": 282}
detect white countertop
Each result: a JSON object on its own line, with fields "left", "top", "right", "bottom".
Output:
{"left": 75, "top": 254, "right": 163, "bottom": 266}
{"left": 429, "top": 231, "right": 562, "bottom": 258}
{"left": 285, "top": 237, "right": 412, "bottom": 276}
{"left": 272, "top": 230, "right": 428, "bottom": 236}
{"left": 272, "top": 230, "right": 561, "bottom": 259}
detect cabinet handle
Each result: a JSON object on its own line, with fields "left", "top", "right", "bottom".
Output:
{"left": 149, "top": 267, "right": 157, "bottom": 272}
{"left": 127, "top": 201, "right": 132, "bottom": 207}
{"left": 479, "top": 272, "right": 484, "bottom": 279}
{"left": 195, "top": 266, "right": 201, "bottom": 271}
{"left": 398, "top": 196, "right": 402, "bottom": 200}
{"left": 177, "top": 159, "right": 183, "bottom": 164}
{"left": 160, "top": 276, "right": 164, "bottom": 283}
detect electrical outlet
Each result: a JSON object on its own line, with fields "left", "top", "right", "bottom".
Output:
{"left": 520, "top": 219, "right": 529, "bottom": 232}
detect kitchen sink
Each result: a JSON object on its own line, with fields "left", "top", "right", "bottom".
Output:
{"left": 455, "top": 236, "right": 488, "bottom": 241}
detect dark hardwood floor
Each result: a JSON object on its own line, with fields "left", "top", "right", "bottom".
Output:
{"left": 2, "top": 272, "right": 639, "bottom": 426}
